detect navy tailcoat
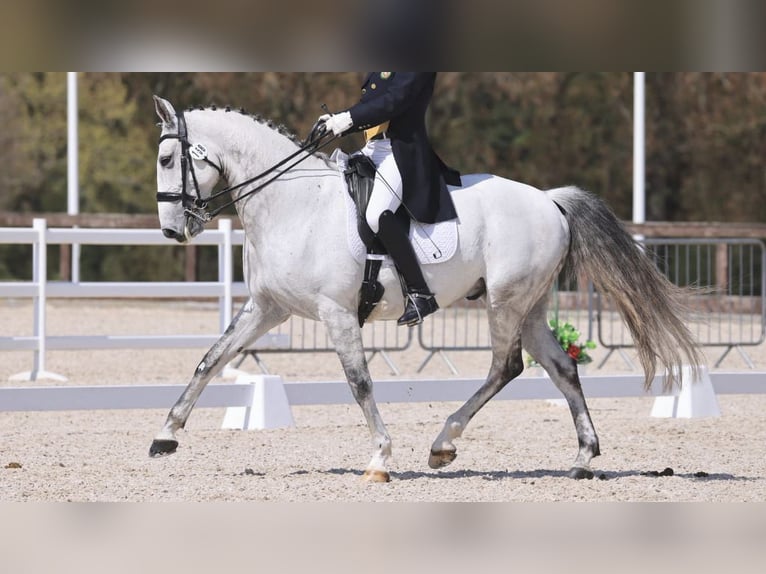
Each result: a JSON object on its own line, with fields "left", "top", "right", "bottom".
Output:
{"left": 346, "top": 72, "right": 461, "bottom": 224}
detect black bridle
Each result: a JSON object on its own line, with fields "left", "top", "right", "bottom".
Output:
{"left": 157, "top": 110, "right": 336, "bottom": 224}
{"left": 156, "top": 110, "right": 223, "bottom": 210}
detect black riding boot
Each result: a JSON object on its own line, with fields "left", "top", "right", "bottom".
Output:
{"left": 377, "top": 210, "right": 439, "bottom": 326}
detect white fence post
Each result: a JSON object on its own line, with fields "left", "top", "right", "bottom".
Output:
{"left": 33, "top": 218, "right": 46, "bottom": 375}
{"left": 218, "top": 218, "right": 233, "bottom": 333}
{"left": 10, "top": 219, "right": 67, "bottom": 382}
{"left": 218, "top": 218, "right": 248, "bottom": 380}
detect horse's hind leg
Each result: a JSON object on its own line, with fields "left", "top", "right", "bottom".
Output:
{"left": 429, "top": 307, "right": 525, "bottom": 470}
{"left": 149, "top": 299, "right": 287, "bottom": 457}
{"left": 522, "top": 302, "right": 600, "bottom": 479}
{"left": 322, "top": 305, "right": 392, "bottom": 482}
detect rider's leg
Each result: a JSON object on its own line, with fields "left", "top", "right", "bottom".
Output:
{"left": 364, "top": 141, "right": 438, "bottom": 326}
{"left": 376, "top": 210, "right": 439, "bottom": 326}
{"left": 364, "top": 141, "right": 401, "bottom": 233}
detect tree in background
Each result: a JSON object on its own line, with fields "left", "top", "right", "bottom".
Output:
{"left": 0, "top": 73, "right": 171, "bottom": 279}
{"left": 0, "top": 73, "right": 155, "bottom": 214}
{"left": 1, "top": 73, "right": 68, "bottom": 212}
{"left": 675, "top": 73, "right": 766, "bottom": 223}
{"left": 1, "top": 72, "right": 764, "bottom": 280}
{"left": 4, "top": 72, "right": 763, "bottom": 221}
{"left": 78, "top": 73, "right": 156, "bottom": 213}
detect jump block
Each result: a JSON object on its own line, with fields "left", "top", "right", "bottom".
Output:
{"left": 650, "top": 365, "right": 721, "bottom": 418}
{"left": 221, "top": 374, "right": 295, "bottom": 430}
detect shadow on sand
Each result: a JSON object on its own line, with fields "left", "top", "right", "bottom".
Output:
{"left": 321, "top": 467, "right": 758, "bottom": 482}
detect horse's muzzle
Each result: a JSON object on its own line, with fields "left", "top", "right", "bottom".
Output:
{"left": 162, "top": 228, "right": 186, "bottom": 242}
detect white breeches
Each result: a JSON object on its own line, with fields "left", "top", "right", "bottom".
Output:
{"left": 359, "top": 139, "right": 403, "bottom": 234}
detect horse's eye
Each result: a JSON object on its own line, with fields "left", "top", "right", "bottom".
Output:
{"left": 159, "top": 155, "right": 172, "bottom": 167}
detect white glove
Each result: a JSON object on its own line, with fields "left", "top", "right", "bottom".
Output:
{"left": 321, "top": 111, "right": 353, "bottom": 136}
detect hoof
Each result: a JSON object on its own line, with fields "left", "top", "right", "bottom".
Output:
{"left": 362, "top": 469, "right": 391, "bottom": 483}
{"left": 568, "top": 466, "right": 594, "bottom": 480}
{"left": 149, "top": 439, "right": 178, "bottom": 458}
{"left": 428, "top": 449, "right": 457, "bottom": 469}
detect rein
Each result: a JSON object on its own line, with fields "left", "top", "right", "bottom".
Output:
{"left": 157, "top": 110, "right": 336, "bottom": 223}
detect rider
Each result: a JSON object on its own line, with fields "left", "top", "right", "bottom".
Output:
{"left": 319, "top": 72, "right": 462, "bottom": 326}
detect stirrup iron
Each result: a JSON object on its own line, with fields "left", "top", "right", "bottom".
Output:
{"left": 397, "top": 292, "right": 439, "bottom": 327}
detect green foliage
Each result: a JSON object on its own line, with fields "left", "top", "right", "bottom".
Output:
{"left": 527, "top": 319, "right": 597, "bottom": 367}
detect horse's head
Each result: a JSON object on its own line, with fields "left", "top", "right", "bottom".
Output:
{"left": 153, "top": 95, "right": 224, "bottom": 243}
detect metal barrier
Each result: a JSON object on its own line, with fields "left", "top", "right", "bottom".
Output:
{"left": 418, "top": 238, "right": 765, "bottom": 373}
{"left": 597, "top": 238, "right": 766, "bottom": 368}
{"left": 416, "top": 298, "right": 489, "bottom": 374}
{"left": 0, "top": 218, "right": 410, "bottom": 380}
{"left": 415, "top": 287, "right": 596, "bottom": 375}
{"left": 233, "top": 317, "right": 412, "bottom": 375}
{"left": 1, "top": 220, "right": 763, "bottom": 378}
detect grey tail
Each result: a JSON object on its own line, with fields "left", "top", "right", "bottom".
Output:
{"left": 547, "top": 186, "right": 702, "bottom": 391}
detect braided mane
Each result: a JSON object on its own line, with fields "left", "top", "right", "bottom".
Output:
{"left": 187, "top": 104, "right": 301, "bottom": 143}
{"left": 186, "top": 104, "right": 333, "bottom": 165}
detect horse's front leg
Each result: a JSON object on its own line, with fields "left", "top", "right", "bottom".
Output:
{"left": 322, "top": 306, "right": 392, "bottom": 482}
{"left": 149, "top": 299, "right": 287, "bottom": 457}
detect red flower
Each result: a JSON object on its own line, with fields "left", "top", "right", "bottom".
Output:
{"left": 567, "top": 344, "right": 580, "bottom": 360}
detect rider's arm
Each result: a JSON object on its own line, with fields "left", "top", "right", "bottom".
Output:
{"left": 346, "top": 73, "right": 432, "bottom": 132}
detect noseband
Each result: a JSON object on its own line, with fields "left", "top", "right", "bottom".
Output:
{"left": 156, "top": 110, "right": 223, "bottom": 211}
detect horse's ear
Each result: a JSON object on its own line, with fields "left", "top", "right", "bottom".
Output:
{"left": 153, "top": 95, "right": 177, "bottom": 128}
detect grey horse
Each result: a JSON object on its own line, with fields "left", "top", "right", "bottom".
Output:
{"left": 149, "top": 96, "right": 700, "bottom": 481}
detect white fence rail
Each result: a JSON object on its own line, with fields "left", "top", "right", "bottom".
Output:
{"left": 0, "top": 218, "right": 412, "bottom": 381}
{"left": 0, "top": 371, "right": 763, "bottom": 428}
{"left": 0, "top": 218, "right": 257, "bottom": 380}
{"left": 2, "top": 219, "right": 764, "bottom": 423}
{"left": 2, "top": 219, "right": 765, "bottom": 383}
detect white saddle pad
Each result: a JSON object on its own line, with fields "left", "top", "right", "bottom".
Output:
{"left": 332, "top": 149, "right": 458, "bottom": 266}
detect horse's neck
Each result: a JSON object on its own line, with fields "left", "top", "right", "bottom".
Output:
{"left": 222, "top": 124, "right": 339, "bottom": 235}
